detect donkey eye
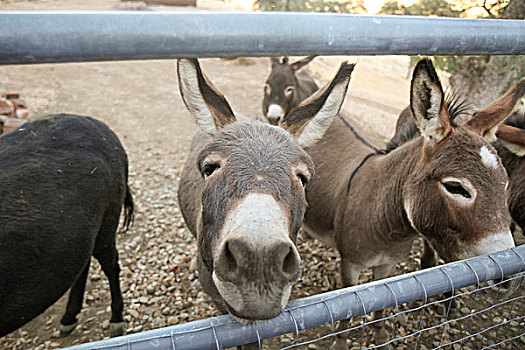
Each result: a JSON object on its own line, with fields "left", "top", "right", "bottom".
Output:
{"left": 265, "top": 84, "right": 271, "bottom": 96}
{"left": 297, "top": 173, "right": 309, "bottom": 187}
{"left": 284, "top": 86, "right": 294, "bottom": 97}
{"left": 202, "top": 163, "right": 220, "bottom": 178}
{"left": 442, "top": 181, "right": 471, "bottom": 199}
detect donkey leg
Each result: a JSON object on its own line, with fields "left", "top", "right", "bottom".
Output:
{"left": 420, "top": 239, "right": 438, "bottom": 270}
{"left": 370, "top": 264, "right": 395, "bottom": 347}
{"left": 333, "top": 259, "right": 360, "bottom": 350}
{"left": 60, "top": 259, "right": 91, "bottom": 336}
{"left": 95, "top": 246, "right": 125, "bottom": 337}
{"left": 93, "top": 211, "right": 125, "bottom": 337}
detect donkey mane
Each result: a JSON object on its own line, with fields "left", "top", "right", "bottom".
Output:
{"left": 386, "top": 90, "right": 473, "bottom": 152}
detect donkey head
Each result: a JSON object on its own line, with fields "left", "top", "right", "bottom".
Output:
{"left": 404, "top": 58, "right": 518, "bottom": 263}
{"left": 262, "top": 56, "right": 316, "bottom": 125}
{"left": 178, "top": 58, "right": 353, "bottom": 322}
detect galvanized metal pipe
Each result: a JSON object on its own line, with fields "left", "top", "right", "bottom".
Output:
{"left": 0, "top": 12, "right": 524, "bottom": 64}
{"left": 64, "top": 245, "right": 525, "bottom": 350}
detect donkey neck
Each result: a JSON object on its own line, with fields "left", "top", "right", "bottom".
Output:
{"left": 303, "top": 115, "right": 384, "bottom": 244}
{"left": 344, "top": 136, "right": 423, "bottom": 242}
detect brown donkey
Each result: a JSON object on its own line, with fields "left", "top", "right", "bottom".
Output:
{"left": 177, "top": 59, "right": 354, "bottom": 328}
{"left": 262, "top": 56, "right": 318, "bottom": 125}
{"left": 495, "top": 113, "right": 525, "bottom": 242}
{"left": 389, "top": 79, "right": 525, "bottom": 268}
{"left": 292, "top": 58, "right": 516, "bottom": 348}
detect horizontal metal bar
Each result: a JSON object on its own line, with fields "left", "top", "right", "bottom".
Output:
{"left": 64, "top": 245, "right": 525, "bottom": 350}
{"left": 1, "top": 11, "right": 524, "bottom": 65}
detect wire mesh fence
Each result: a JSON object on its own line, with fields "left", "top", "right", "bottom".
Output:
{"left": 65, "top": 245, "right": 525, "bottom": 350}
{"left": 281, "top": 273, "right": 525, "bottom": 350}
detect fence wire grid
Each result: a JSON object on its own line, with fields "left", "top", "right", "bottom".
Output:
{"left": 66, "top": 245, "right": 525, "bottom": 350}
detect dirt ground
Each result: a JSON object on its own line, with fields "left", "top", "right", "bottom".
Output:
{"left": 0, "top": 1, "right": 524, "bottom": 350}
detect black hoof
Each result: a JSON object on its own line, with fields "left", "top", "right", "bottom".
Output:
{"left": 109, "top": 321, "right": 126, "bottom": 337}
{"left": 59, "top": 322, "right": 78, "bottom": 337}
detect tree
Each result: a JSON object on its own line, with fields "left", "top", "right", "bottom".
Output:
{"left": 380, "top": 0, "right": 464, "bottom": 17}
{"left": 381, "top": 0, "right": 523, "bottom": 108}
{"left": 447, "top": 0, "right": 524, "bottom": 108}
{"left": 253, "top": 0, "right": 366, "bottom": 14}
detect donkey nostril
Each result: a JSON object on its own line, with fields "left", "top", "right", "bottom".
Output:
{"left": 218, "top": 241, "right": 238, "bottom": 278}
{"left": 281, "top": 246, "right": 300, "bottom": 278}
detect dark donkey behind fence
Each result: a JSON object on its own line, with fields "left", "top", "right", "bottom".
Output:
{"left": 294, "top": 58, "right": 518, "bottom": 349}
{"left": 389, "top": 78, "right": 525, "bottom": 268}
{"left": 177, "top": 58, "right": 353, "bottom": 330}
{"left": 262, "top": 56, "right": 318, "bottom": 125}
{"left": 496, "top": 112, "right": 525, "bottom": 242}
{"left": 0, "top": 114, "right": 133, "bottom": 338}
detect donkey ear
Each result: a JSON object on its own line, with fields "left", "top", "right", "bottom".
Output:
{"left": 291, "top": 55, "right": 316, "bottom": 71}
{"left": 271, "top": 57, "right": 280, "bottom": 66}
{"left": 464, "top": 77, "right": 525, "bottom": 141}
{"left": 177, "top": 59, "right": 237, "bottom": 135}
{"left": 410, "top": 58, "right": 451, "bottom": 144}
{"left": 496, "top": 124, "right": 525, "bottom": 157}
{"left": 280, "top": 62, "right": 354, "bottom": 148}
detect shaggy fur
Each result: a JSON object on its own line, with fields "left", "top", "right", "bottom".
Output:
{"left": 177, "top": 58, "right": 353, "bottom": 329}
{"left": 0, "top": 114, "right": 133, "bottom": 337}
{"left": 303, "top": 59, "right": 513, "bottom": 348}
{"left": 390, "top": 84, "right": 525, "bottom": 240}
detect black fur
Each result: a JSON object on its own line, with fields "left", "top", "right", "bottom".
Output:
{"left": 505, "top": 111, "right": 525, "bottom": 130}
{"left": 0, "top": 114, "right": 133, "bottom": 337}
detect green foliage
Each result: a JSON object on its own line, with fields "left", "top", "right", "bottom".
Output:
{"left": 253, "top": 0, "right": 366, "bottom": 13}
{"left": 380, "top": 0, "right": 464, "bottom": 17}
{"left": 384, "top": 0, "right": 521, "bottom": 91}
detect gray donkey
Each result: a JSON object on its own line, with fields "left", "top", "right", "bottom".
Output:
{"left": 262, "top": 56, "right": 318, "bottom": 125}
{"left": 389, "top": 79, "right": 525, "bottom": 270}
{"left": 291, "top": 58, "right": 517, "bottom": 348}
{"left": 177, "top": 58, "right": 354, "bottom": 336}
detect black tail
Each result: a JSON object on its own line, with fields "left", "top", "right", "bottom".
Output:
{"left": 122, "top": 185, "right": 134, "bottom": 232}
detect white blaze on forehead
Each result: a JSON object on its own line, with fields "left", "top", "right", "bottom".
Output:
{"left": 267, "top": 104, "right": 285, "bottom": 118}
{"left": 480, "top": 145, "right": 499, "bottom": 169}
{"left": 460, "top": 232, "right": 515, "bottom": 259}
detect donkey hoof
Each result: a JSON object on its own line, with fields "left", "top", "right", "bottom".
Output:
{"left": 59, "top": 322, "right": 78, "bottom": 337}
{"left": 109, "top": 322, "right": 126, "bottom": 337}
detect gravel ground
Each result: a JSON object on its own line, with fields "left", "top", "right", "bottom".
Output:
{"left": 0, "top": 2, "right": 524, "bottom": 349}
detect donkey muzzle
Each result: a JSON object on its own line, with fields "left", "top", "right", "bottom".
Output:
{"left": 212, "top": 193, "right": 301, "bottom": 321}
{"left": 266, "top": 104, "right": 285, "bottom": 125}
